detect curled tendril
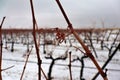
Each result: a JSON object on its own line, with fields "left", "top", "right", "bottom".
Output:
{"left": 55, "top": 28, "right": 65, "bottom": 43}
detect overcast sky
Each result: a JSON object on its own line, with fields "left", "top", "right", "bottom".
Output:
{"left": 0, "top": 0, "right": 120, "bottom": 28}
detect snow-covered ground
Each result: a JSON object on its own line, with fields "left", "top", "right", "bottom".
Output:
{"left": 1, "top": 31, "right": 120, "bottom": 80}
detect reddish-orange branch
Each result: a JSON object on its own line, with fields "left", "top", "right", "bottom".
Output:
{"left": 55, "top": 0, "right": 108, "bottom": 80}
{"left": 29, "top": 0, "right": 41, "bottom": 80}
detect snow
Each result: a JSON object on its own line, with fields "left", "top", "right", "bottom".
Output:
{"left": 1, "top": 32, "right": 120, "bottom": 80}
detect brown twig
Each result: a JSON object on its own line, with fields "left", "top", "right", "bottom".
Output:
{"left": 73, "top": 46, "right": 86, "bottom": 55}
{"left": 29, "top": 0, "right": 41, "bottom": 80}
{"left": 20, "top": 46, "right": 33, "bottom": 80}
{"left": 0, "top": 16, "right": 6, "bottom": 80}
{"left": 29, "top": 1, "right": 48, "bottom": 80}
{"left": 41, "top": 67, "right": 48, "bottom": 80}
{"left": 55, "top": 0, "right": 108, "bottom": 80}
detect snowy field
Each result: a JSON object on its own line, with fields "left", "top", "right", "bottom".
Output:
{"left": 1, "top": 31, "right": 120, "bottom": 80}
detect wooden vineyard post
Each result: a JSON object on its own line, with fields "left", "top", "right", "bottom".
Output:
{"left": 43, "top": 32, "right": 46, "bottom": 54}
{"left": 10, "top": 32, "right": 14, "bottom": 52}
{"left": 55, "top": 0, "right": 108, "bottom": 80}
{"left": 68, "top": 51, "right": 72, "bottom": 80}
{"left": 0, "top": 17, "right": 6, "bottom": 80}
